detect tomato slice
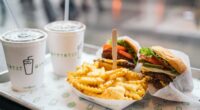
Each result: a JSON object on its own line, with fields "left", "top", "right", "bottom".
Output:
{"left": 118, "top": 50, "right": 133, "bottom": 59}
{"left": 117, "top": 45, "right": 126, "bottom": 51}
{"left": 140, "top": 55, "right": 161, "bottom": 65}
{"left": 103, "top": 44, "right": 126, "bottom": 51}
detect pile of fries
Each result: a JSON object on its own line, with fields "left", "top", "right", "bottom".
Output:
{"left": 67, "top": 61, "right": 150, "bottom": 100}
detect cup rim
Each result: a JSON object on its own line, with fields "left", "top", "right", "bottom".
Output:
{"left": 44, "top": 20, "right": 86, "bottom": 33}
{"left": 0, "top": 28, "right": 47, "bottom": 44}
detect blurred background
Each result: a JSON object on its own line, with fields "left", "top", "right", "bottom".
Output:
{"left": 0, "top": 0, "right": 200, "bottom": 70}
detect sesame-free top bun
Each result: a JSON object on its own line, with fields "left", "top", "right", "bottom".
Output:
{"left": 123, "top": 37, "right": 139, "bottom": 53}
{"left": 151, "top": 46, "right": 187, "bottom": 74}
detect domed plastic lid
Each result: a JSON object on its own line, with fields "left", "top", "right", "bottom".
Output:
{"left": 1, "top": 29, "right": 46, "bottom": 43}
{"left": 45, "top": 21, "right": 85, "bottom": 32}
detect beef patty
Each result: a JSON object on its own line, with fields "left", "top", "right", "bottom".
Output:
{"left": 144, "top": 72, "right": 173, "bottom": 89}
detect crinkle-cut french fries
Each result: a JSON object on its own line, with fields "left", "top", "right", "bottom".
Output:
{"left": 67, "top": 62, "right": 150, "bottom": 100}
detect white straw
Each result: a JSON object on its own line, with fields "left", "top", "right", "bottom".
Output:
{"left": 64, "top": 0, "right": 69, "bottom": 21}
{"left": 3, "top": 0, "right": 19, "bottom": 28}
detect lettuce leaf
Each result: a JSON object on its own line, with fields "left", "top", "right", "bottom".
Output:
{"left": 117, "top": 40, "right": 135, "bottom": 53}
{"left": 139, "top": 47, "right": 155, "bottom": 57}
{"left": 107, "top": 39, "right": 112, "bottom": 44}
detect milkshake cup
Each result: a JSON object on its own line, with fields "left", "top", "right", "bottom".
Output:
{"left": 44, "top": 21, "right": 86, "bottom": 76}
{"left": 0, "top": 28, "right": 47, "bottom": 92}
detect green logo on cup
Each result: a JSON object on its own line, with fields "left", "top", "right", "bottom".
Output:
{"left": 50, "top": 52, "right": 78, "bottom": 58}
{"left": 7, "top": 56, "right": 44, "bottom": 73}
{"left": 8, "top": 64, "right": 23, "bottom": 71}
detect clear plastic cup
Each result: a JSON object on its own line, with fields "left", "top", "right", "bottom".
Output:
{"left": 0, "top": 28, "right": 47, "bottom": 91}
{"left": 44, "top": 21, "right": 86, "bottom": 76}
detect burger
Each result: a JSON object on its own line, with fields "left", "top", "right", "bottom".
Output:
{"left": 102, "top": 37, "right": 139, "bottom": 69}
{"left": 139, "top": 46, "right": 187, "bottom": 89}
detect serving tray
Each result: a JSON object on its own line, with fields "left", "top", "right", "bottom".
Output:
{"left": 0, "top": 44, "right": 200, "bottom": 110}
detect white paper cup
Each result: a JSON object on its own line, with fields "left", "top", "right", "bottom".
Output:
{"left": 44, "top": 21, "right": 86, "bottom": 76}
{"left": 0, "top": 28, "right": 47, "bottom": 92}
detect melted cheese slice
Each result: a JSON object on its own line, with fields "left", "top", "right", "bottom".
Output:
{"left": 141, "top": 66, "right": 177, "bottom": 77}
